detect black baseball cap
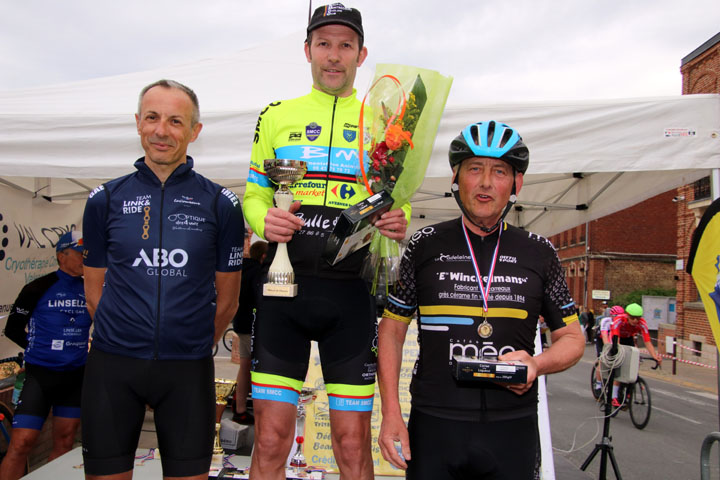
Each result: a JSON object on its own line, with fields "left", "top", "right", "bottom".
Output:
{"left": 307, "top": 3, "right": 363, "bottom": 40}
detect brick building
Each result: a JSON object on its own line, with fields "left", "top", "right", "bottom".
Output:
{"left": 669, "top": 31, "right": 720, "bottom": 367}
{"left": 549, "top": 189, "right": 677, "bottom": 317}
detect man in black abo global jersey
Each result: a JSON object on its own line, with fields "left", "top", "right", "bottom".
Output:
{"left": 81, "top": 79, "right": 244, "bottom": 480}
{"left": 377, "top": 121, "right": 585, "bottom": 480}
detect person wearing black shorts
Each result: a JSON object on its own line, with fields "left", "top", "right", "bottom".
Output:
{"left": 231, "top": 240, "right": 267, "bottom": 425}
{"left": 377, "top": 121, "right": 585, "bottom": 479}
{"left": 81, "top": 80, "right": 244, "bottom": 480}
{"left": 242, "top": 5, "right": 409, "bottom": 479}
{"left": 1, "top": 231, "right": 90, "bottom": 480}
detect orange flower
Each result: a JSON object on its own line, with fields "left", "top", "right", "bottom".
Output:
{"left": 384, "top": 123, "right": 414, "bottom": 150}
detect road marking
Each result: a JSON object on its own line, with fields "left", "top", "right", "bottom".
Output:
{"left": 652, "top": 387, "right": 713, "bottom": 407}
{"left": 689, "top": 391, "right": 717, "bottom": 400}
{"left": 653, "top": 406, "right": 702, "bottom": 424}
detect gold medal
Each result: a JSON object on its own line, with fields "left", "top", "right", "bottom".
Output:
{"left": 478, "top": 310, "right": 493, "bottom": 338}
{"left": 478, "top": 320, "right": 493, "bottom": 338}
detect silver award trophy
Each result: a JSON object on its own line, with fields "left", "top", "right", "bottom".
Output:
{"left": 289, "top": 388, "right": 317, "bottom": 473}
{"left": 263, "top": 158, "right": 308, "bottom": 297}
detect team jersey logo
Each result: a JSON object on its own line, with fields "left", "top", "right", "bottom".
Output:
{"left": 343, "top": 129, "right": 356, "bottom": 142}
{"left": 289, "top": 132, "right": 302, "bottom": 142}
{"left": 122, "top": 195, "right": 151, "bottom": 215}
{"left": 306, "top": 122, "right": 322, "bottom": 141}
{"left": 133, "top": 248, "right": 189, "bottom": 277}
{"left": 331, "top": 183, "right": 356, "bottom": 200}
{"left": 133, "top": 248, "right": 188, "bottom": 267}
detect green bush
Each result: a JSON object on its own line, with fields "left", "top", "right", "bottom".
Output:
{"left": 612, "top": 288, "right": 676, "bottom": 308}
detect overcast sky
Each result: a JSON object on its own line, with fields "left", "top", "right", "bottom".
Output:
{"left": 1, "top": 0, "right": 719, "bottom": 104}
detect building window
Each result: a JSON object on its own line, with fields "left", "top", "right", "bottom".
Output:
{"left": 568, "top": 262, "right": 576, "bottom": 277}
{"left": 693, "top": 341, "right": 702, "bottom": 358}
{"left": 579, "top": 260, "right": 586, "bottom": 275}
{"left": 693, "top": 176, "right": 711, "bottom": 201}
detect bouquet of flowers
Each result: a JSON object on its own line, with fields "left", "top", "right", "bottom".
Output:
{"left": 357, "top": 64, "right": 452, "bottom": 296}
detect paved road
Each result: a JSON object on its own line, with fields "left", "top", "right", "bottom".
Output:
{"left": 548, "top": 346, "right": 719, "bottom": 479}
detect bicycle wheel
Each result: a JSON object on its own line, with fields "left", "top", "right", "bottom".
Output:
{"left": 629, "top": 377, "right": 651, "bottom": 429}
{"left": 590, "top": 362, "right": 603, "bottom": 400}
{"left": 212, "top": 343, "right": 219, "bottom": 357}
{"left": 222, "top": 328, "right": 235, "bottom": 352}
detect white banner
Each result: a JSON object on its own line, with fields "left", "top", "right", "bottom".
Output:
{"left": 0, "top": 185, "right": 85, "bottom": 358}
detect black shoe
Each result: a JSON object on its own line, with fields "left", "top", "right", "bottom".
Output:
{"left": 232, "top": 411, "right": 255, "bottom": 425}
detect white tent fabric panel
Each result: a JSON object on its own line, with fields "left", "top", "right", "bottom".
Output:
{"left": 0, "top": 33, "right": 718, "bottom": 236}
{"left": 2, "top": 95, "right": 718, "bottom": 180}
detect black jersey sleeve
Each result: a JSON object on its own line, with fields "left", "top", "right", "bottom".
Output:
{"left": 540, "top": 244, "right": 578, "bottom": 331}
{"left": 4, "top": 272, "right": 59, "bottom": 349}
{"left": 383, "top": 231, "right": 421, "bottom": 324}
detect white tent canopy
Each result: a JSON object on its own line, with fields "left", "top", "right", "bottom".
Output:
{"left": 1, "top": 33, "right": 718, "bottom": 236}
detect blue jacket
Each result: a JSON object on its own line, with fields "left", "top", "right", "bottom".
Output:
{"left": 6, "top": 269, "right": 90, "bottom": 370}
{"left": 83, "top": 158, "right": 245, "bottom": 360}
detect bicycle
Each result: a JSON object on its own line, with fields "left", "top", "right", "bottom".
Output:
{"left": 590, "top": 354, "right": 658, "bottom": 430}
{"left": 212, "top": 328, "right": 235, "bottom": 357}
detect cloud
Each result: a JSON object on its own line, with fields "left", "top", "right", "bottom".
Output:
{"left": 0, "top": 0, "right": 718, "bottom": 103}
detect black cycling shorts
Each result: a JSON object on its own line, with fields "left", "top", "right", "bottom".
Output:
{"left": 406, "top": 408, "right": 538, "bottom": 480}
{"left": 13, "top": 363, "right": 84, "bottom": 430}
{"left": 81, "top": 349, "right": 215, "bottom": 477}
{"left": 251, "top": 275, "right": 377, "bottom": 411}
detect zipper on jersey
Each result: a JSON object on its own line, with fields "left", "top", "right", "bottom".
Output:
{"left": 153, "top": 181, "right": 165, "bottom": 360}
{"left": 322, "top": 96, "right": 339, "bottom": 207}
{"left": 315, "top": 95, "right": 339, "bottom": 276}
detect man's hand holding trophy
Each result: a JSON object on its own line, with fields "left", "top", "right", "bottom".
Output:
{"left": 263, "top": 158, "right": 308, "bottom": 298}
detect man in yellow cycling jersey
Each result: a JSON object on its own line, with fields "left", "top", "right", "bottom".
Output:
{"left": 243, "top": 4, "right": 409, "bottom": 479}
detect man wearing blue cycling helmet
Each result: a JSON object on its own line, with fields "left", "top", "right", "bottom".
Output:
{"left": 378, "top": 121, "right": 584, "bottom": 479}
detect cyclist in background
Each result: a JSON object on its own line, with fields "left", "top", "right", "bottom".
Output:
{"left": 593, "top": 305, "right": 623, "bottom": 392}
{"left": 1, "top": 232, "right": 90, "bottom": 480}
{"left": 231, "top": 240, "right": 268, "bottom": 425}
{"left": 608, "top": 303, "right": 662, "bottom": 407}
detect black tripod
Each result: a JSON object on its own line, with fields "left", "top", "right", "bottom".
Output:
{"left": 580, "top": 337, "right": 623, "bottom": 480}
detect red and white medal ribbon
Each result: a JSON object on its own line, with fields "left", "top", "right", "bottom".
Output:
{"left": 462, "top": 221, "right": 503, "bottom": 338}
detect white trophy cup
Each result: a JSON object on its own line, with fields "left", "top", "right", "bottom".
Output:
{"left": 263, "top": 158, "right": 308, "bottom": 297}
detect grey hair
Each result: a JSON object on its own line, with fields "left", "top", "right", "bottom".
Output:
{"left": 137, "top": 79, "right": 200, "bottom": 126}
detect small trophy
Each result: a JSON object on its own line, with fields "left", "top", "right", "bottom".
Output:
{"left": 263, "top": 158, "right": 308, "bottom": 297}
{"left": 289, "top": 388, "right": 317, "bottom": 473}
{"left": 212, "top": 378, "right": 237, "bottom": 464}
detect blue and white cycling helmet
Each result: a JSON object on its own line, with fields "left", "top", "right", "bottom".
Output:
{"left": 449, "top": 121, "right": 529, "bottom": 233}
{"left": 448, "top": 121, "right": 529, "bottom": 174}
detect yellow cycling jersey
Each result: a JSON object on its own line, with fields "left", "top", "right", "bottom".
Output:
{"left": 244, "top": 87, "right": 410, "bottom": 279}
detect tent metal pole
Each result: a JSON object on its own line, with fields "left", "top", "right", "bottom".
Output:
{"left": 712, "top": 168, "right": 719, "bottom": 435}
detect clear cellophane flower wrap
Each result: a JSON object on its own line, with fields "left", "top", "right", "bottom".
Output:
{"left": 357, "top": 64, "right": 453, "bottom": 296}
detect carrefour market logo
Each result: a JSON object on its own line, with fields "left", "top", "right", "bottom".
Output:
{"left": 331, "top": 184, "right": 356, "bottom": 200}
